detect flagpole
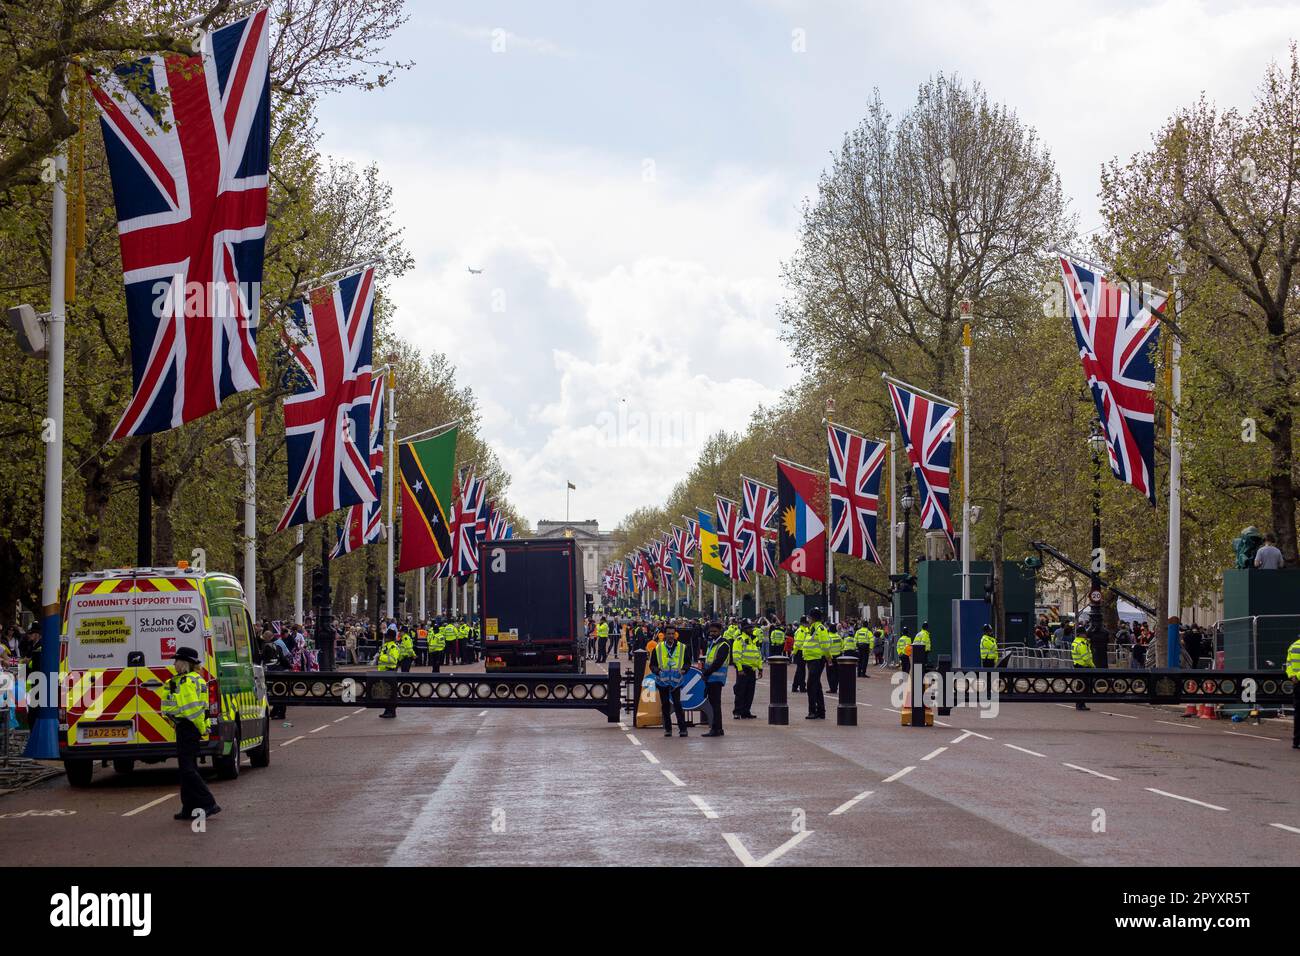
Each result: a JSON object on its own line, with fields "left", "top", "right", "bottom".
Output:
{"left": 385, "top": 370, "right": 396, "bottom": 619}
{"left": 1167, "top": 265, "right": 1184, "bottom": 667}
{"left": 26, "top": 127, "right": 68, "bottom": 759}
{"left": 294, "top": 527, "right": 304, "bottom": 625}
{"left": 436, "top": 577, "right": 442, "bottom": 617}
{"left": 890, "top": 432, "right": 898, "bottom": 576}
{"left": 244, "top": 408, "right": 256, "bottom": 621}
{"left": 962, "top": 317, "right": 972, "bottom": 600}
{"left": 419, "top": 567, "right": 426, "bottom": 621}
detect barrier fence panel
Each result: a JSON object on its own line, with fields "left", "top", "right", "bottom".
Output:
{"left": 931, "top": 663, "right": 1293, "bottom": 708}
{"left": 265, "top": 664, "right": 621, "bottom": 722}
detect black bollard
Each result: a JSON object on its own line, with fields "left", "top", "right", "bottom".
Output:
{"left": 606, "top": 661, "right": 621, "bottom": 723}
{"left": 836, "top": 655, "right": 857, "bottom": 726}
{"left": 936, "top": 654, "right": 951, "bottom": 716}
{"left": 767, "top": 655, "right": 789, "bottom": 725}
{"left": 910, "top": 646, "right": 928, "bottom": 727}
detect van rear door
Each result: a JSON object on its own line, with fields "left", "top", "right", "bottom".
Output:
{"left": 129, "top": 577, "right": 208, "bottom": 744}
{"left": 63, "top": 576, "right": 142, "bottom": 747}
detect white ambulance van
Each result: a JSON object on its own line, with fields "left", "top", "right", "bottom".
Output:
{"left": 59, "top": 567, "right": 269, "bottom": 787}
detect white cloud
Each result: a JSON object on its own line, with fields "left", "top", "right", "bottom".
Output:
{"left": 332, "top": 129, "right": 802, "bottom": 528}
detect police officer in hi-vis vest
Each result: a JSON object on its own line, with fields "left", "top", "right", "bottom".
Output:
{"left": 804, "top": 607, "right": 830, "bottom": 720}
{"left": 701, "top": 620, "right": 732, "bottom": 737}
{"left": 161, "top": 646, "right": 220, "bottom": 821}
{"left": 650, "top": 626, "right": 689, "bottom": 738}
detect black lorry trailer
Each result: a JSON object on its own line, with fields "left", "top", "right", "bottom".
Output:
{"left": 478, "top": 538, "right": 586, "bottom": 672}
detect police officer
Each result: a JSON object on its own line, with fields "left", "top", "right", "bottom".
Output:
{"left": 896, "top": 629, "right": 912, "bottom": 673}
{"left": 791, "top": 616, "right": 810, "bottom": 693}
{"left": 650, "top": 626, "right": 688, "bottom": 738}
{"left": 1285, "top": 633, "right": 1300, "bottom": 749}
{"left": 980, "top": 624, "right": 999, "bottom": 668}
{"left": 399, "top": 625, "right": 415, "bottom": 673}
{"left": 596, "top": 617, "right": 610, "bottom": 663}
{"left": 804, "top": 608, "right": 829, "bottom": 719}
{"left": 825, "top": 620, "right": 843, "bottom": 693}
{"left": 913, "top": 621, "right": 933, "bottom": 659}
{"left": 428, "top": 620, "right": 447, "bottom": 672}
{"left": 701, "top": 621, "right": 731, "bottom": 737}
{"left": 161, "top": 646, "right": 220, "bottom": 821}
{"left": 376, "top": 627, "right": 402, "bottom": 718}
{"left": 854, "top": 621, "right": 873, "bottom": 677}
{"left": 733, "top": 624, "right": 762, "bottom": 719}
{"left": 1071, "top": 629, "right": 1094, "bottom": 711}
{"left": 769, "top": 620, "right": 786, "bottom": 663}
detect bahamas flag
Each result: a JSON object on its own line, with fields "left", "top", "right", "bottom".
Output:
{"left": 697, "top": 508, "right": 731, "bottom": 588}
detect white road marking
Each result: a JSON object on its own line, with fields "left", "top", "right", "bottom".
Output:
{"left": 921, "top": 747, "right": 947, "bottom": 761}
{"left": 961, "top": 729, "right": 993, "bottom": 740}
{"left": 722, "top": 830, "right": 814, "bottom": 867}
{"left": 661, "top": 769, "right": 685, "bottom": 787}
{"left": 626, "top": 733, "right": 641, "bottom": 746}
{"left": 882, "top": 766, "right": 915, "bottom": 783}
{"left": 1052, "top": 703, "right": 1075, "bottom": 709}
{"left": 1224, "top": 731, "right": 1280, "bottom": 741}
{"left": 478, "top": 710, "right": 487, "bottom": 717}
{"left": 951, "top": 731, "right": 973, "bottom": 744}
{"left": 1155, "top": 720, "right": 1197, "bottom": 730}
{"left": 881, "top": 707, "right": 902, "bottom": 714}
{"left": 122, "top": 793, "right": 177, "bottom": 817}
{"left": 688, "top": 795, "right": 718, "bottom": 819}
{"left": 280, "top": 735, "right": 305, "bottom": 747}
{"left": 1145, "top": 787, "right": 1228, "bottom": 812}
{"left": 352, "top": 707, "right": 366, "bottom": 715}
{"left": 829, "top": 790, "right": 874, "bottom": 816}
{"left": 1063, "top": 762, "right": 1119, "bottom": 781}
{"left": 332, "top": 715, "right": 350, "bottom": 723}
{"left": 1004, "top": 743, "right": 1045, "bottom": 757}
{"left": 617, "top": 721, "right": 627, "bottom": 729}
{"left": 1100, "top": 711, "right": 1138, "bottom": 719}
{"left": 933, "top": 719, "right": 952, "bottom": 727}
{"left": 310, "top": 724, "right": 328, "bottom": 734}
{"left": 641, "top": 750, "right": 659, "bottom": 765}
{"left": 1269, "top": 823, "right": 1300, "bottom": 835}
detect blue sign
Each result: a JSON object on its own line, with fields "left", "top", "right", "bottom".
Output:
{"left": 678, "top": 667, "right": 706, "bottom": 709}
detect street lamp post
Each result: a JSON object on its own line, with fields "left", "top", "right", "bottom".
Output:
{"left": 1088, "top": 422, "right": 1108, "bottom": 669}
{"left": 901, "top": 475, "right": 915, "bottom": 587}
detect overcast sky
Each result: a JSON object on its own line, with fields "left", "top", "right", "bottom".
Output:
{"left": 315, "top": 0, "right": 1300, "bottom": 531}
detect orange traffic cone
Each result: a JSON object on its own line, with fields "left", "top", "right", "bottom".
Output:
{"left": 1197, "top": 704, "right": 1217, "bottom": 719}
{"left": 1182, "top": 704, "right": 1198, "bottom": 717}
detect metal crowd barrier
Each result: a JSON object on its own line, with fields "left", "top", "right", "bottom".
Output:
{"left": 265, "top": 664, "right": 622, "bottom": 722}
{"left": 934, "top": 665, "right": 1293, "bottom": 707}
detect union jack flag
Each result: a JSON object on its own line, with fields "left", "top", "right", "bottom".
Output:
{"left": 672, "top": 526, "right": 696, "bottom": 588}
{"left": 680, "top": 517, "right": 699, "bottom": 559}
{"left": 331, "top": 370, "right": 386, "bottom": 557}
{"left": 453, "top": 473, "right": 487, "bottom": 577}
{"left": 277, "top": 268, "right": 378, "bottom": 531}
{"left": 739, "top": 477, "right": 778, "bottom": 577}
{"left": 649, "top": 537, "right": 671, "bottom": 588}
{"left": 827, "top": 423, "right": 887, "bottom": 564}
{"left": 91, "top": 10, "right": 271, "bottom": 439}
{"left": 715, "top": 495, "right": 750, "bottom": 582}
{"left": 1060, "top": 257, "right": 1165, "bottom": 502}
{"left": 886, "top": 376, "right": 958, "bottom": 551}
{"left": 489, "top": 507, "right": 509, "bottom": 540}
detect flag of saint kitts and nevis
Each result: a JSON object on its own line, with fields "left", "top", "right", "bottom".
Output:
{"left": 776, "top": 458, "right": 827, "bottom": 582}
{"left": 696, "top": 509, "right": 731, "bottom": 588}
{"left": 397, "top": 426, "right": 458, "bottom": 573}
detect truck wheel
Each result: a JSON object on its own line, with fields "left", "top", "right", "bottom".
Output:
{"left": 214, "top": 729, "right": 240, "bottom": 780}
{"left": 112, "top": 758, "right": 135, "bottom": 775}
{"left": 64, "top": 759, "right": 93, "bottom": 787}
{"left": 247, "top": 716, "right": 271, "bottom": 768}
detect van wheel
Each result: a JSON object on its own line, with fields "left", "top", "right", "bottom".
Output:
{"left": 112, "top": 759, "right": 135, "bottom": 774}
{"left": 248, "top": 716, "right": 270, "bottom": 768}
{"left": 64, "top": 759, "right": 93, "bottom": 788}
{"left": 214, "top": 730, "right": 240, "bottom": 780}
